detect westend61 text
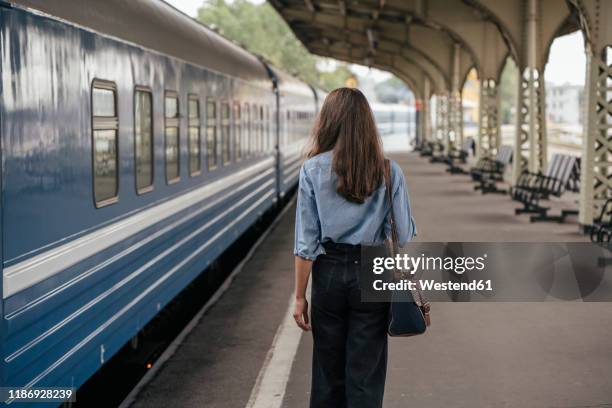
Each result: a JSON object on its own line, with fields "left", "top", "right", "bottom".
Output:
{"left": 372, "top": 279, "right": 493, "bottom": 292}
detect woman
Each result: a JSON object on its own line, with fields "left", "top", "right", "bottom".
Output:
{"left": 293, "top": 87, "right": 416, "bottom": 408}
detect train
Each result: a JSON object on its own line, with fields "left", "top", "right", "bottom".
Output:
{"left": 0, "top": 0, "right": 326, "bottom": 403}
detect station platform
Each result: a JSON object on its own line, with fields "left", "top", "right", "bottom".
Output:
{"left": 124, "top": 151, "right": 612, "bottom": 408}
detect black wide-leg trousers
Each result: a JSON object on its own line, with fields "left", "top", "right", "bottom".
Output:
{"left": 310, "top": 242, "right": 389, "bottom": 408}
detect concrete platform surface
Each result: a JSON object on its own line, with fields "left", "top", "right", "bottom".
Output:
{"left": 128, "top": 210, "right": 297, "bottom": 408}
{"left": 128, "top": 152, "right": 611, "bottom": 408}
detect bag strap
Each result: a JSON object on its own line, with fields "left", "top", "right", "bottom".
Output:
{"left": 383, "top": 160, "right": 399, "bottom": 250}
{"left": 383, "top": 159, "right": 429, "bottom": 310}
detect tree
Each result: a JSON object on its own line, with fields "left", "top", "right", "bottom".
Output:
{"left": 197, "top": 0, "right": 350, "bottom": 89}
{"left": 319, "top": 65, "right": 354, "bottom": 91}
{"left": 499, "top": 57, "right": 518, "bottom": 124}
{"left": 374, "top": 77, "right": 412, "bottom": 103}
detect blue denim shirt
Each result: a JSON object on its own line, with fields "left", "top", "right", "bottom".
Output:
{"left": 294, "top": 150, "right": 416, "bottom": 260}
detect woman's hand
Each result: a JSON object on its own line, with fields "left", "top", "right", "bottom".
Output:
{"left": 294, "top": 256, "right": 313, "bottom": 331}
{"left": 293, "top": 297, "right": 311, "bottom": 331}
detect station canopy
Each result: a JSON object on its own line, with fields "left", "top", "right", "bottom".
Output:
{"left": 269, "top": 0, "right": 580, "bottom": 98}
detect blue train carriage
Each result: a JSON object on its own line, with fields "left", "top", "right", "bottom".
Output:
{"left": 0, "top": 0, "right": 277, "bottom": 403}
{"left": 270, "top": 68, "right": 318, "bottom": 199}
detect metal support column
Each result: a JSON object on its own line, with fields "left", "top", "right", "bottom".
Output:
{"left": 421, "top": 77, "right": 431, "bottom": 142}
{"left": 423, "top": 99, "right": 430, "bottom": 143}
{"left": 414, "top": 105, "right": 420, "bottom": 146}
{"left": 449, "top": 43, "right": 463, "bottom": 151}
{"left": 478, "top": 79, "right": 500, "bottom": 158}
{"left": 433, "top": 93, "right": 449, "bottom": 149}
{"left": 437, "top": 93, "right": 450, "bottom": 147}
{"left": 433, "top": 95, "right": 440, "bottom": 140}
{"left": 512, "top": 68, "right": 526, "bottom": 183}
{"left": 579, "top": 42, "right": 612, "bottom": 227}
{"left": 513, "top": 0, "right": 547, "bottom": 182}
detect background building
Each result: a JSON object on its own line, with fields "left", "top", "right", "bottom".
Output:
{"left": 546, "top": 82, "right": 584, "bottom": 124}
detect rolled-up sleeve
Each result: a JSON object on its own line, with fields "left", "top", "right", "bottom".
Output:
{"left": 388, "top": 161, "right": 417, "bottom": 246}
{"left": 294, "top": 165, "right": 325, "bottom": 260}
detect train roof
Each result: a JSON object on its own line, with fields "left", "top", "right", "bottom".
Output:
{"left": 9, "top": 0, "right": 271, "bottom": 83}
{"left": 267, "top": 66, "right": 316, "bottom": 100}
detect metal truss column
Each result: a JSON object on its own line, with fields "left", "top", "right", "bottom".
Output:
{"left": 421, "top": 77, "right": 432, "bottom": 143}
{"left": 449, "top": 43, "right": 463, "bottom": 152}
{"left": 513, "top": 0, "right": 547, "bottom": 182}
{"left": 478, "top": 79, "right": 500, "bottom": 158}
{"left": 432, "top": 96, "right": 439, "bottom": 141}
{"left": 579, "top": 37, "right": 612, "bottom": 227}
{"left": 419, "top": 99, "right": 430, "bottom": 144}
{"left": 414, "top": 104, "right": 421, "bottom": 146}
{"left": 436, "top": 93, "right": 450, "bottom": 148}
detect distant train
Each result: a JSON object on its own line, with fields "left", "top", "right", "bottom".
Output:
{"left": 0, "top": 0, "right": 325, "bottom": 402}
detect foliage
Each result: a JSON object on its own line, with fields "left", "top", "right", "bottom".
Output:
{"left": 374, "top": 76, "right": 412, "bottom": 103}
{"left": 197, "top": 0, "right": 353, "bottom": 90}
{"left": 318, "top": 65, "right": 354, "bottom": 92}
{"left": 499, "top": 57, "right": 519, "bottom": 124}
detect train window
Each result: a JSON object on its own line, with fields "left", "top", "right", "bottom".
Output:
{"left": 135, "top": 88, "right": 154, "bottom": 194}
{"left": 261, "top": 106, "right": 268, "bottom": 152}
{"left": 92, "top": 79, "right": 119, "bottom": 207}
{"left": 206, "top": 98, "right": 217, "bottom": 170}
{"left": 273, "top": 107, "right": 278, "bottom": 150}
{"left": 286, "top": 110, "right": 291, "bottom": 146}
{"left": 259, "top": 106, "right": 264, "bottom": 153}
{"left": 294, "top": 111, "right": 297, "bottom": 143}
{"left": 293, "top": 111, "right": 297, "bottom": 144}
{"left": 264, "top": 106, "right": 269, "bottom": 152}
{"left": 188, "top": 96, "right": 201, "bottom": 176}
{"left": 251, "top": 104, "right": 258, "bottom": 153}
{"left": 243, "top": 103, "right": 250, "bottom": 157}
{"left": 234, "top": 102, "right": 241, "bottom": 161}
{"left": 299, "top": 111, "right": 304, "bottom": 140}
{"left": 221, "top": 102, "right": 231, "bottom": 165}
{"left": 165, "top": 92, "right": 180, "bottom": 183}
{"left": 93, "top": 88, "right": 115, "bottom": 117}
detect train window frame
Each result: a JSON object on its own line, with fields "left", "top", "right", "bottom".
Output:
{"left": 164, "top": 91, "right": 181, "bottom": 185}
{"left": 234, "top": 102, "right": 242, "bottom": 162}
{"left": 206, "top": 97, "right": 218, "bottom": 170}
{"left": 188, "top": 94, "right": 202, "bottom": 177}
{"left": 243, "top": 102, "right": 250, "bottom": 157}
{"left": 221, "top": 100, "right": 231, "bottom": 166}
{"left": 91, "top": 79, "right": 119, "bottom": 208}
{"left": 134, "top": 86, "right": 154, "bottom": 195}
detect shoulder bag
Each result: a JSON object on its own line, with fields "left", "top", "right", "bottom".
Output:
{"left": 384, "top": 159, "right": 431, "bottom": 337}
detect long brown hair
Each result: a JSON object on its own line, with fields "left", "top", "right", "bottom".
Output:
{"left": 307, "top": 87, "right": 385, "bottom": 204}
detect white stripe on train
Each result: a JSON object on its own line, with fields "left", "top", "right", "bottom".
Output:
{"left": 3, "top": 158, "right": 275, "bottom": 299}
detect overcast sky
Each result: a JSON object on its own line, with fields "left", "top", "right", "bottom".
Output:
{"left": 164, "top": 0, "right": 206, "bottom": 16}
{"left": 165, "top": 0, "right": 264, "bottom": 16}
{"left": 165, "top": 0, "right": 586, "bottom": 87}
{"left": 544, "top": 31, "right": 585, "bottom": 86}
